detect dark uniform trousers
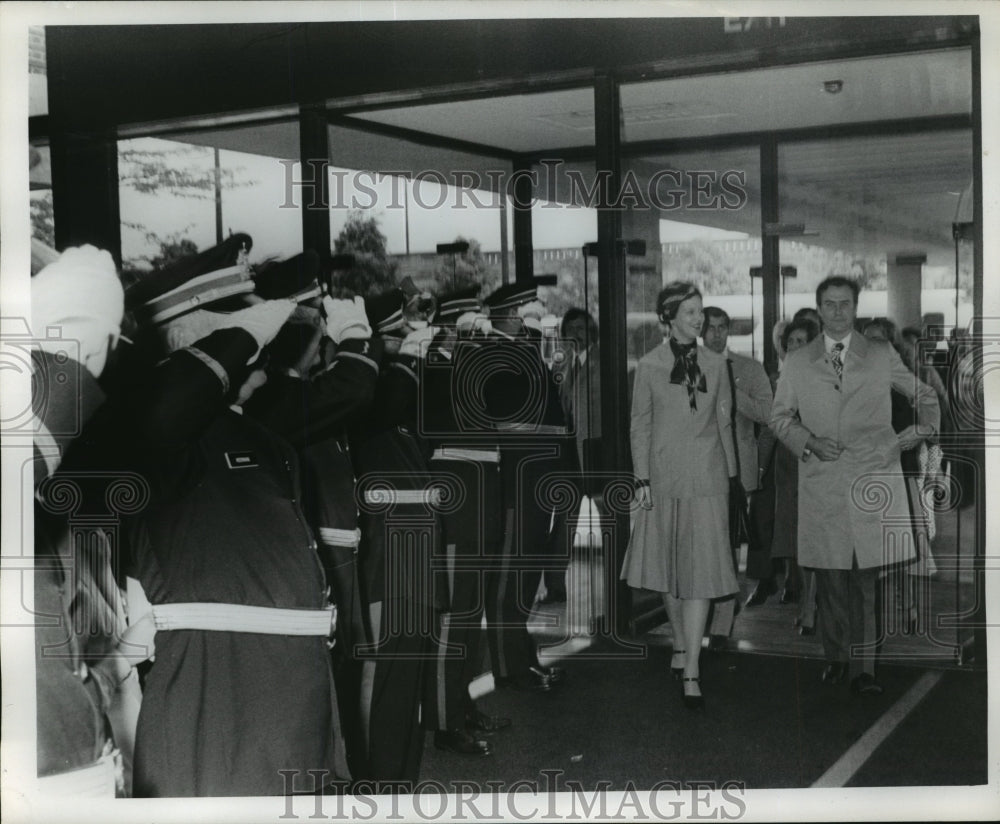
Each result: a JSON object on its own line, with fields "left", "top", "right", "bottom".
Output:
{"left": 424, "top": 454, "right": 502, "bottom": 731}
{"left": 356, "top": 503, "right": 435, "bottom": 785}
{"left": 351, "top": 356, "right": 439, "bottom": 785}
{"left": 489, "top": 449, "right": 560, "bottom": 679}
{"left": 302, "top": 438, "right": 368, "bottom": 781}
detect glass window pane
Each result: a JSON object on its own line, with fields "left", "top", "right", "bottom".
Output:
{"left": 326, "top": 122, "right": 511, "bottom": 297}
{"left": 118, "top": 122, "right": 304, "bottom": 274}
{"left": 622, "top": 147, "right": 763, "bottom": 366}
{"left": 777, "top": 130, "right": 973, "bottom": 336}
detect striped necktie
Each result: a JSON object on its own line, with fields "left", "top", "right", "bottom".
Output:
{"left": 831, "top": 342, "right": 844, "bottom": 380}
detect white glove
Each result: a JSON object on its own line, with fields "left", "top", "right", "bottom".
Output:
{"left": 323, "top": 295, "right": 372, "bottom": 343}
{"left": 456, "top": 312, "right": 491, "bottom": 336}
{"left": 223, "top": 299, "right": 296, "bottom": 350}
{"left": 32, "top": 245, "right": 123, "bottom": 377}
{"left": 399, "top": 326, "right": 438, "bottom": 359}
{"left": 517, "top": 299, "right": 546, "bottom": 322}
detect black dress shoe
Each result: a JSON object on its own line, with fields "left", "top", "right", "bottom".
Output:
{"left": 495, "top": 669, "right": 553, "bottom": 692}
{"left": 798, "top": 624, "right": 816, "bottom": 636}
{"left": 706, "top": 634, "right": 730, "bottom": 653}
{"left": 682, "top": 677, "right": 704, "bottom": 710}
{"left": 534, "top": 664, "right": 565, "bottom": 684}
{"left": 850, "top": 673, "right": 885, "bottom": 696}
{"left": 465, "top": 709, "right": 512, "bottom": 734}
{"left": 434, "top": 729, "right": 492, "bottom": 756}
{"left": 821, "top": 662, "right": 848, "bottom": 684}
{"left": 744, "top": 579, "right": 777, "bottom": 607}
{"left": 670, "top": 649, "right": 686, "bottom": 680}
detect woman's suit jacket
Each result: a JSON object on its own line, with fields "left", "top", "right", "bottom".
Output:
{"left": 630, "top": 341, "right": 737, "bottom": 499}
{"left": 770, "top": 333, "right": 939, "bottom": 570}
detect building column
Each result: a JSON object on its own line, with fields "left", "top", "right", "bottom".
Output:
{"left": 620, "top": 203, "right": 662, "bottom": 282}
{"left": 49, "top": 129, "right": 122, "bottom": 266}
{"left": 511, "top": 159, "right": 534, "bottom": 284}
{"left": 299, "top": 103, "right": 332, "bottom": 271}
{"left": 886, "top": 253, "right": 925, "bottom": 331}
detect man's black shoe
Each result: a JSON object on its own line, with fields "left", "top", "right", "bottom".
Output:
{"left": 465, "top": 709, "right": 512, "bottom": 734}
{"left": 434, "top": 729, "right": 493, "bottom": 756}
{"left": 850, "top": 673, "right": 885, "bottom": 696}
{"left": 534, "top": 664, "right": 565, "bottom": 684}
{"left": 706, "top": 634, "right": 731, "bottom": 653}
{"left": 821, "top": 662, "right": 848, "bottom": 684}
{"left": 744, "top": 579, "right": 778, "bottom": 607}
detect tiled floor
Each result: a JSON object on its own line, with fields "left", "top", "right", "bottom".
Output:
{"left": 532, "top": 498, "right": 979, "bottom": 668}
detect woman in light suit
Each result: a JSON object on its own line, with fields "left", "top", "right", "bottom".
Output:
{"left": 621, "top": 282, "right": 738, "bottom": 709}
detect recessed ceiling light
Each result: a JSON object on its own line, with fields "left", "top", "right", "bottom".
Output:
{"left": 823, "top": 80, "right": 844, "bottom": 94}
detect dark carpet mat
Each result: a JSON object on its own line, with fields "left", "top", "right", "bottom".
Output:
{"left": 418, "top": 647, "right": 971, "bottom": 791}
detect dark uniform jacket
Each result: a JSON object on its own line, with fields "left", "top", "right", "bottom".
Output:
{"left": 351, "top": 353, "right": 441, "bottom": 609}
{"left": 120, "top": 328, "right": 343, "bottom": 797}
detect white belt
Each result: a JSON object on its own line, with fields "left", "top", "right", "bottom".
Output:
{"left": 431, "top": 447, "right": 500, "bottom": 463}
{"left": 319, "top": 527, "right": 361, "bottom": 548}
{"left": 36, "top": 752, "right": 118, "bottom": 798}
{"left": 152, "top": 603, "right": 335, "bottom": 636}
{"left": 364, "top": 488, "right": 440, "bottom": 506}
{"left": 496, "top": 422, "right": 569, "bottom": 435}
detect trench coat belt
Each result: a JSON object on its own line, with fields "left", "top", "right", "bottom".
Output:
{"left": 430, "top": 447, "right": 500, "bottom": 463}
{"left": 152, "top": 603, "right": 336, "bottom": 636}
{"left": 318, "top": 527, "right": 361, "bottom": 548}
{"left": 36, "top": 751, "right": 118, "bottom": 797}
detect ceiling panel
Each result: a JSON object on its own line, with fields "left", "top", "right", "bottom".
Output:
{"left": 346, "top": 48, "right": 970, "bottom": 153}
{"left": 349, "top": 87, "right": 595, "bottom": 153}
{"left": 621, "top": 49, "right": 971, "bottom": 142}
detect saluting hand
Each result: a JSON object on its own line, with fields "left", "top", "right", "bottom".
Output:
{"left": 226, "top": 299, "right": 297, "bottom": 350}
{"left": 399, "top": 325, "right": 438, "bottom": 359}
{"left": 323, "top": 295, "right": 372, "bottom": 343}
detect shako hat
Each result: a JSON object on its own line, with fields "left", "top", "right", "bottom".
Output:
{"left": 125, "top": 232, "right": 254, "bottom": 325}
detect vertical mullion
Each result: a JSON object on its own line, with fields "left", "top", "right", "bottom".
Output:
{"left": 594, "top": 71, "right": 631, "bottom": 637}
{"left": 760, "top": 136, "right": 780, "bottom": 375}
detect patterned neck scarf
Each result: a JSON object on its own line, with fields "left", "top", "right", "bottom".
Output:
{"left": 669, "top": 337, "right": 707, "bottom": 411}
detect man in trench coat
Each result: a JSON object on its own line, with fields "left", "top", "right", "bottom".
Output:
{"left": 771, "top": 276, "right": 939, "bottom": 695}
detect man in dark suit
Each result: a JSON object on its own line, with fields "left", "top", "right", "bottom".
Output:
{"left": 771, "top": 276, "right": 939, "bottom": 695}
{"left": 545, "top": 307, "right": 603, "bottom": 604}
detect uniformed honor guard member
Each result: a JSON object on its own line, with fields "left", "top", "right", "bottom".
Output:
{"left": 242, "top": 251, "right": 381, "bottom": 780}
{"left": 418, "top": 288, "right": 511, "bottom": 757}
{"left": 481, "top": 283, "right": 572, "bottom": 693}
{"left": 117, "top": 236, "right": 348, "bottom": 797}
{"left": 349, "top": 289, "right": 441, "bottom": 782}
